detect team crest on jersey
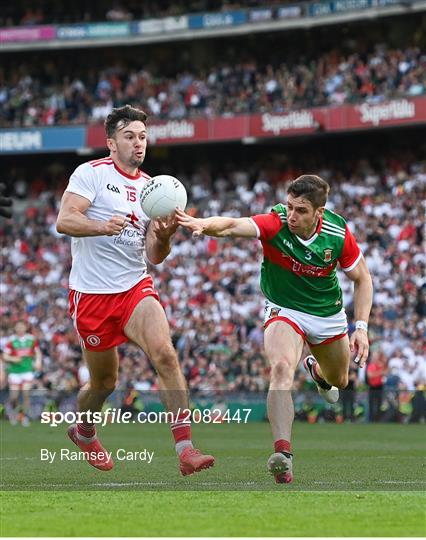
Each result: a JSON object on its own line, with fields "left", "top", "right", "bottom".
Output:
{"left": 323, "top": 248, "right": 333, "bottom": 262}
{"left": 268, "top": 307, "right": 281, "bottom": 319}
{"left": 87, "top": 335, "right": 101, "bottom": 346}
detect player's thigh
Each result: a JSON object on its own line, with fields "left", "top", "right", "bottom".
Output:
{"left": 264, "top": 320, "right": 304, "bottom": 371}
{"left": 310, "top": 334, "right": 350, "bottom": 381}
{"left": 83, "top": 347, "right": 119, "bottom": 386}
{"left": 123, "top": 295, "right": 173, "bottom": 359}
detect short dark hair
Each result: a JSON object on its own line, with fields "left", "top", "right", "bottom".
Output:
{"left": 287, "top": 174, "right": 330, "bottom": 209}
{"left": 105, "top": 105, "right": 148, "bottom": 138}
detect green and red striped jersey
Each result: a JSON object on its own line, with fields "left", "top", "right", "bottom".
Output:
{"left": 4, "top": 334, "right": 39, "bottom": 374}
{"left": 250, "top": 204, "right": 361, "bottom": 317}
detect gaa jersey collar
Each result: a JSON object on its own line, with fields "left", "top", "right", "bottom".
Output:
{"left": 113, "top": 161, "right": 142, "bottom": 180}
{"left": 295, "top": 216, "right": 323, "bottom": 246}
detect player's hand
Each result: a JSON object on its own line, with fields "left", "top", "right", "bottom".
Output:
{"left": 151, "top": 213, "right": 179, "bottom": 241}
{"left": 175, "top": 208, "right": 204, "bottom": 238}
{"left": 103, "top": 215, "right": 130, "bottom": 236}
{"left": 0, "top": 183, "right": 13, "bottom": 218}
{"left": 350, "top": 329, "right": 369, "bottom": 368}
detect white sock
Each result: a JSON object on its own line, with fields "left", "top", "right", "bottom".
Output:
{"left": 175, "top": 440, "right": 193, "bottom": 455}
{"left": 76, "top": 430, "right": 97, "bottom": 444}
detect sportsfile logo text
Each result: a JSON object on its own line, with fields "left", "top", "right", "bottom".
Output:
{"left": 41, "top": 407, "right": 252, "bottom": 427}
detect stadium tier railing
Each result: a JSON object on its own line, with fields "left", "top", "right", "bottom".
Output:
{"left": 1, "top": 0, "right": 425, "bottom": 51}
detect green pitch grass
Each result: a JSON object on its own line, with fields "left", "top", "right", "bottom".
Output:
{"left": 1, "top": 422, "right": 425, "bottom": 536}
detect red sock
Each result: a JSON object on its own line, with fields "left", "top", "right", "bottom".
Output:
{"left": 171, "top": 412, "right": 192, "bottom": 444}
{"left": 77, "top": 421, "right": 96, "bottom": 439}
{"left": 275, "top": 439, "right": 291, "bottom": 454}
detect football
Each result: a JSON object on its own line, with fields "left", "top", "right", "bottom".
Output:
{"left": 140, "top": 175, "right": 187, "bottom": 219}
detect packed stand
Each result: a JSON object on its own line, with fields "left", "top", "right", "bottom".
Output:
{"left": 1, "top": 45, "right": 425, "bottom": 128}
{"left": 0, "top": 156, "right": 424, "bottom": 417}
{"left": 1, "top": 0, "right": 292, "bottom": 27}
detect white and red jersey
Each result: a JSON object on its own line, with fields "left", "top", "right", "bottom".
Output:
{"left": 65, "top": 157, "right": 151, "bottom": 293}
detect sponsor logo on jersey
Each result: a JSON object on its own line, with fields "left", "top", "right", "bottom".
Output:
{"left": 283, "top": 238, "right": 293, "bottom": 250}
{"left": 87, "top": 335, "right": 101, "bottom": 346}
{"left": 107, "top": 184, "right": 120, "bottom": 193}
{"left": 323, "top": 248, "right": 333, "bottom": 262}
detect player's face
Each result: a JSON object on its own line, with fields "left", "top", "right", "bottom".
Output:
{"left": 107, "top": 121, "right": 147, "bottom": 169}
{"left": 15, "top": 322, "right": 26, "bottom": 336}
{"left": 286, "top": 195, "right": 324, "bottom": 238}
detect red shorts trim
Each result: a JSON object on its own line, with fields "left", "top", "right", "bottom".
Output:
{"left": 308, "top": 332, "right": 348, "bottom": 347}
{"left": 264, "top": 316, "right": 307, "bottom": 340}
{"left": 69, "top": 276, "right": 160, "bottom": 351}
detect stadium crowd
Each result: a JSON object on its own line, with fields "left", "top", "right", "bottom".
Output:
{"left": 1, "top": 45, "right": 425, "bottom": 128}
{"left": 2, "top": 0, "right": 292, "bottom": 27}
{"left": 0, "top": 154, "right": 425, "bottom": 413}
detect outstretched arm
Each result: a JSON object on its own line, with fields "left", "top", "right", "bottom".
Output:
{"left": 345, "top": 256, "right": 373, "bottom": 368}
{"left": 176, "top": 208, "right": 257, "bottom": 238}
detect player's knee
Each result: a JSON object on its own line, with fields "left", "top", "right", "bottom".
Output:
{"left": 270, "top": 358, "right": 295, "bottom": 386}
{"left": 91, "top": 374, "right": 118, "bottom": 395}
{"left": 152, "top": 342, "right": 178, "bottom": 373}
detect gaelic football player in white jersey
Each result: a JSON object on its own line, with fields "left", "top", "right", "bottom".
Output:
{"left": 56, "top": 105, "right": 214, "bottom": 475}
{"left": 177, "top": 175, "right": 373, "bottom": 484}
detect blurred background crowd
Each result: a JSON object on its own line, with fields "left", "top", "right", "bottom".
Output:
{"left": 2, "top": 0, "right": 295, "bottom": 27}
{"left": 1, "top": 44, "right": 425, "bottom": 128}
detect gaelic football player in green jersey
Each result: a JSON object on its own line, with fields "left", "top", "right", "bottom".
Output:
{"left": 2, "top": 321, "right": 42, "bottom": 426}
{"left": 176, "top": 175, "right": 373, "bottom": 484}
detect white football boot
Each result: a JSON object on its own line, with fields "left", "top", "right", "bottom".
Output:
{"left": 303, "top": 355, "right": 339, "bottom": 404}
{"left": 267, "top": 451, "right": 293, "bottom": 484}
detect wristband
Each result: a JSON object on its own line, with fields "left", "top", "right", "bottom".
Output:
{"left": 355, "top": 320, "right": 368, "bottom": 332}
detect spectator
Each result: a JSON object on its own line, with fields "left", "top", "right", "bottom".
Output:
{"left": 409, "top": 384, "right": 426, "bottom": 423}
{"left": 341, "top": 362, "right": 358, "bottom": 422}
{"left": 366, "top": 351, "right": 386, "bottom": 422}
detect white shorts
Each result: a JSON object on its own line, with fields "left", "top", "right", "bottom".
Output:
{"left": 263, "top": 299, "right": 348, "bottom": 346}
{"left": 8, "top": 372, "right": 34, "bottom": 387}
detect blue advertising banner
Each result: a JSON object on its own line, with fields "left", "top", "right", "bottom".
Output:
{"left": 276, "top": 5, "right": 304, "bottom": 18}
{"left": 0, "top": 127, "right": 86, "bottom": 154}
{"left": 249, "top": 8, "right": 274, "bottom": 23}
{"left": 57, "top": 25, "right": 88, "bottom": 40}
{"left": 309, "top": 0, "right": 380, "bottom": 16}
{"left": 134, "top": 16, "right": 188, "bottom": 35}
{"left": 309, "top": 1, "right": 334, "bottom": 16}
{"left": 189, "top": 10, "right": 247, "bottom": 29}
